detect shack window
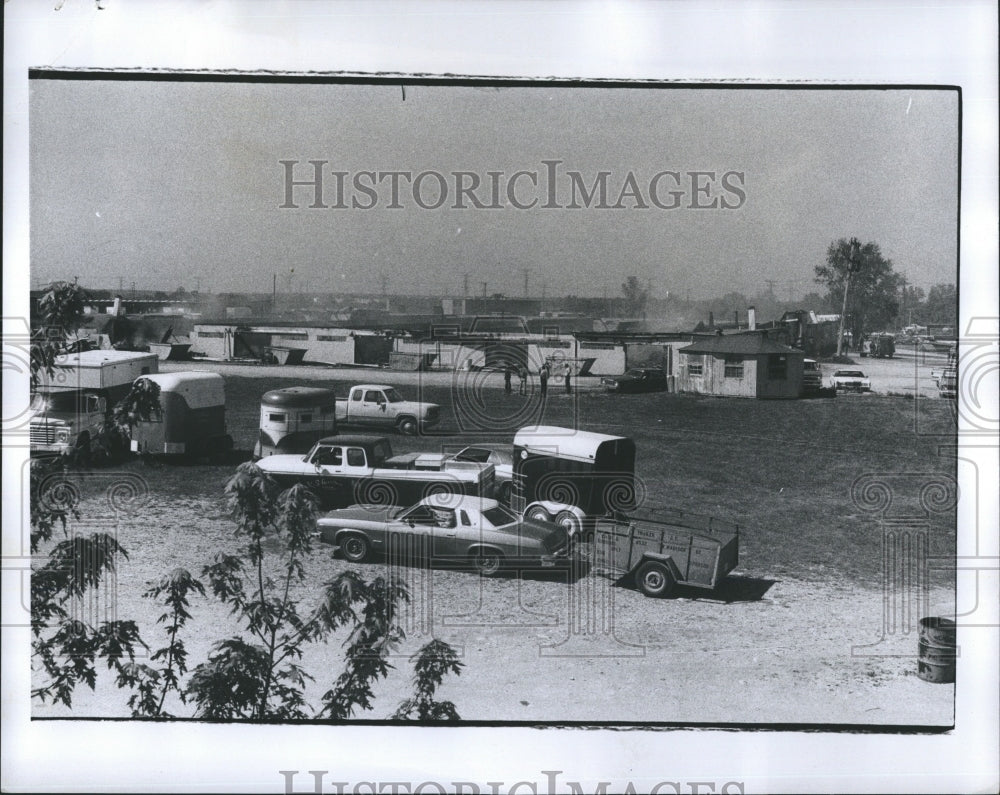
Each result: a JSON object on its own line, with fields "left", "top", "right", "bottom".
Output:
{"left": 346, "top": 448, "right": 366, "bottom": 467}
{"left": 140, "top": 367, "right": 150, "bottom": 374}
{"left": 300, "top": 414, "right": 312, "bottom": 423}
{"left": 767, "top": 354, "right": 788, "bottom": 380}
{"left": 724, "top": 355, "right": 744, "bottom": 378}
{"left": 687, "top": 359, "right": 704, "bottom": 376}
{"left": 269, "top": 413, "right": 287, "bottom": 423}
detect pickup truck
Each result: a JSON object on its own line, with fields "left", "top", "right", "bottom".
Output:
{"left": 336, "top": 385, "right": 440, "bottom": 435}
{"left": 255, "top": 435, "right": 494, "bottom": 509}
{"left": 592, "top": 507, "right": 740, "bottom": 598}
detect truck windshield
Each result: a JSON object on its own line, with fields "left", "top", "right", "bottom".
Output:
{"left": 31, "top": 392, "right": 78, "bottom": 412}
{"left": 383, "top": 388, "right": 403, "bottom": 403}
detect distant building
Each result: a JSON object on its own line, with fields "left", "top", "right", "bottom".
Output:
{"left": 678, "top": 333, "right": 805, "bottom": 399}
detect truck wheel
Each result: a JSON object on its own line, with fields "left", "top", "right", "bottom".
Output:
{"left": 526, "top": 506, "right": 551, "bottom": 523}
{"left": 471, "top": 549, "right": 503, "bottom": 577}
{"left": 397, "top": 417, "right": 418, "bottom": 435}
{"left": 339, "top": 533, "right": 371, "bottom": 563}
{"left": 635, "top": 561, "right": 675, "bottom": 598}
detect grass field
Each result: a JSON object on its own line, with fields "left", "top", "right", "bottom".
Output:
{"left": 212, "top": 374, "right": 956, "bottom": 585}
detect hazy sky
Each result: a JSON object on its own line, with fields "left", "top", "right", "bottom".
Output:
{"left": 30, "top": 78, "right": 958, "bottom": 300}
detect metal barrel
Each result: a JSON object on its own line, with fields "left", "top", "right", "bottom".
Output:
{"left": 917, "top": 616, "right": 957, "bottom": 684}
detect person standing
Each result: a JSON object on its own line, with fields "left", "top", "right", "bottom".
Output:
{"left": 503, "top": 363, "right": 513, "bottom": 394}
{"left": 564, "top": 362, "right": 572, "bottom": 395}
{"left": 518, "top": 364, "right": 527, "bottom": 395}
{"left": 539, "top": 363, "right": 549, "bottom": 397}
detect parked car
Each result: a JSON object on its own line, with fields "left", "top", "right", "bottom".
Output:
{"left": 830, "top": 369, "right": 872, "bottom": 392}
{"left": 316, "top": 494, "right": 570, "bottom": 576}
{"left": 449, "top": 445, "right": 513, "bottom": 502}
{"left": 601, "top": 367, "right": 668, "bottom": 393}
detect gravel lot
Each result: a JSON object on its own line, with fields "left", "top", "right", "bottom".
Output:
{"left": 31, "top": 483, "right": 954, "bottom": 725}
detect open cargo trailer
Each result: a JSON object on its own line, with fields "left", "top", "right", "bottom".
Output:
{"left": 592, "top": 506, "right": 740, "bottom": 598}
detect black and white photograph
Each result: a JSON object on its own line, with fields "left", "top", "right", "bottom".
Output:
{"left": 3, "top": 2, "right": 998, "bottom": 793}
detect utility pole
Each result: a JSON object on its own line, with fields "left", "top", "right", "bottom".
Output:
{"left": 835, "top": 238, "right": 862, "bottom": 357}
{"left": 272, "top": 274, "right": 277, "bottom": 312}
{"left": 463, "top": 273, "right": 469, "bottom": 297}
{"left": 379, "top": 273, "right": 388, "bottom": 310}
{"left": 482, "top": 281, "right": 488, "bottom": 299}
{"left": 765, "top": 279, "right": 777, "bottom": 296}
{"left": 522, "top": 268, "right": 529, "bottom": 298}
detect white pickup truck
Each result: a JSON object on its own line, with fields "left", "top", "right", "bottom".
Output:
{"left": 255, "top": 435, "right": 493, "bottom": 509}
{"left": 335, "top": 384, "right": 440, "bottom": 435}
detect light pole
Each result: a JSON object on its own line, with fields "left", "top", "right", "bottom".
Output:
{"left": 836, "top": 238, "right": 862, "bottom": 357}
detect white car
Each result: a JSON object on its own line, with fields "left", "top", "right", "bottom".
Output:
{"left": 830, "top": 370, "right": 871, "bottom": 392}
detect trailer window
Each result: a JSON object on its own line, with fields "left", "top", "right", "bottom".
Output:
{"left": 269, "top": 413, "right": 287, "bottom": 423}
{"left": 300, "top": 414, "right": 312, "bottom": 423}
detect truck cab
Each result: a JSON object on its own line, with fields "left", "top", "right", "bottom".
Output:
{"left": 29, "top": 391, "right": 107, "bottom": 455}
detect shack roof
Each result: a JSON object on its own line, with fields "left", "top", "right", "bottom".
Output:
{"left": 680, "top": 334, "right": 803, "bottom": 356}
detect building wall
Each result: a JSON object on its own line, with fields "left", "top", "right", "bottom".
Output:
{"left": 678, "top": 353, "right": 760, "bottom": 397}
{"left": 191, "top": 324, "right": 359, "bottom": 363}
{"left": 678, "top": 351, "right": 804, "bottom": 398}
{"left": 755, "top": 353, "right": 805, "bottom": 399}
{"left": 577, "top": 340, "right": 627, "bottom": 374}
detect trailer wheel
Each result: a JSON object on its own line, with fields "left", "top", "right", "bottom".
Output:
{"left": 635, "top": 561, "right": 675, "bottom": 598}
{"left": 496, "top": 481, "right": 512, "bottom": 505}
{"left": 471, "top": 548, "right": 503, "bottom": 577}
{"left": 339, "top": 533, "right": 371, "bottom": 563}
{"left": 555, "top": 510, "right": 583, "bottom": 537}
{"left": 526, "top": 506, "right": 551, "bottom": 523}
{"left": 397, "top": 417, "right": 418, "bottom": 436}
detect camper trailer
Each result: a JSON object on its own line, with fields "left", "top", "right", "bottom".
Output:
{"left": 511, "top": 426, "right": 637, "bottom": 538}
{"left": 130, "top": 372, "right": 232, "bottom": 457}
{"left": 254, "top": 386, "right": 339, "bottom": 458}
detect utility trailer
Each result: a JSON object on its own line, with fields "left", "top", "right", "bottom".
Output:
{"left": 592, "top": 508, "right": 740, "bottom": 598}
